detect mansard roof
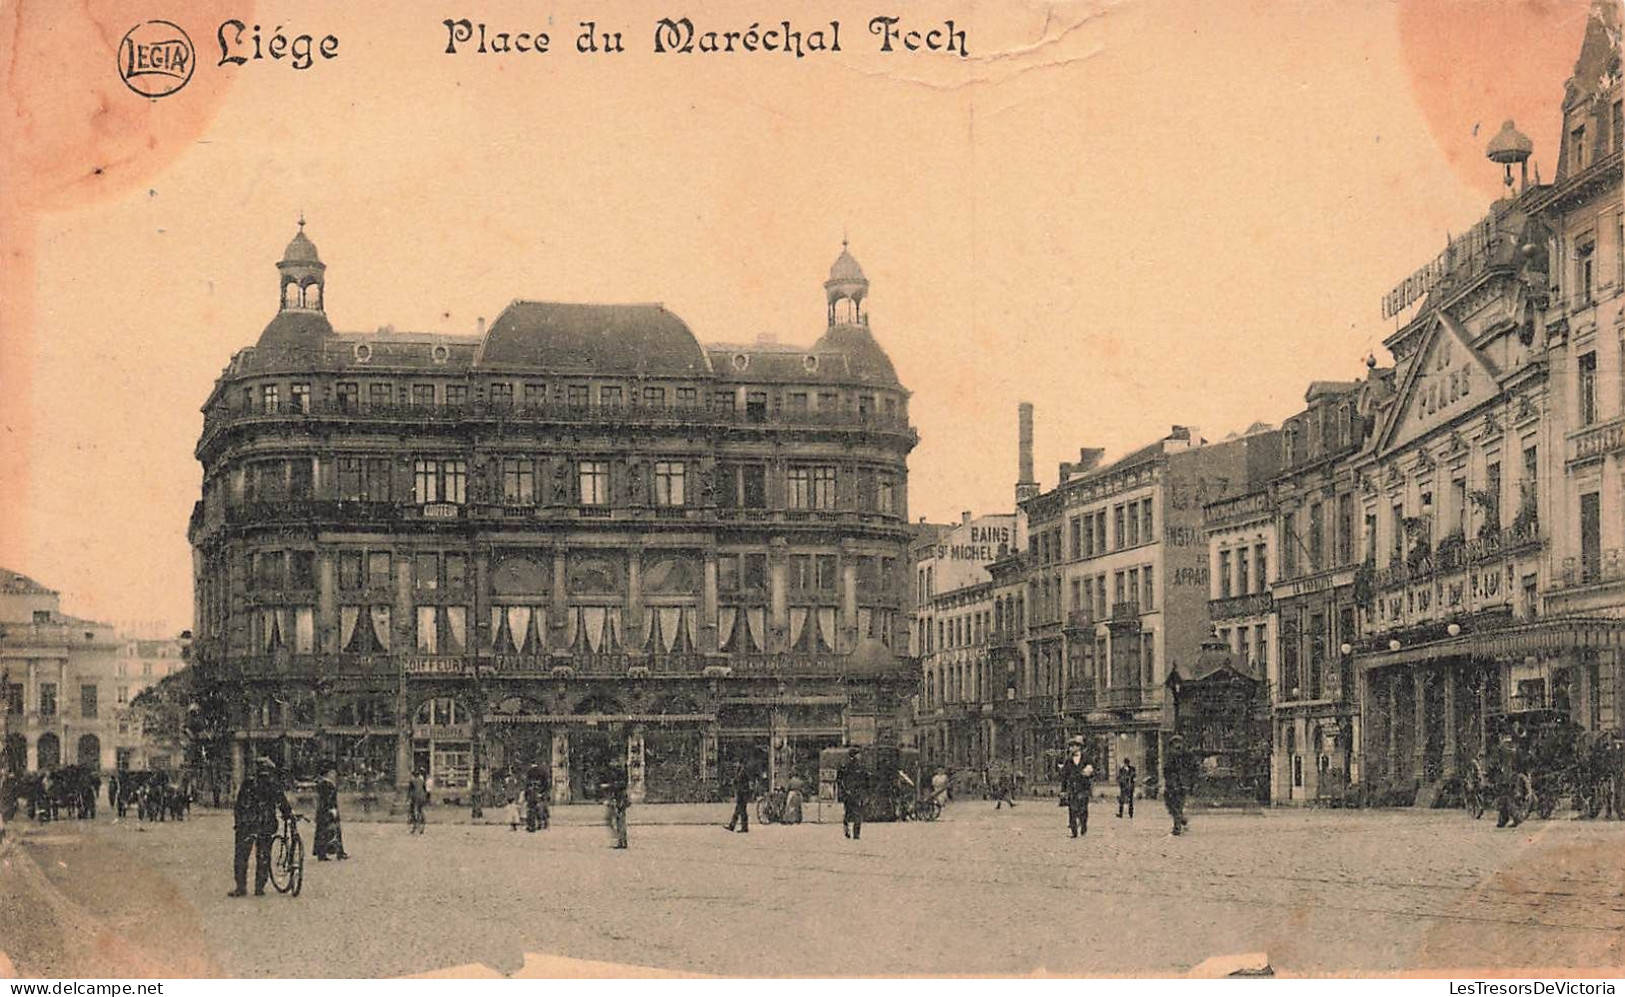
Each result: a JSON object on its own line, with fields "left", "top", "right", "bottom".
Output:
{"left": 477, "top": 302, "right": 711, "bottom": 376}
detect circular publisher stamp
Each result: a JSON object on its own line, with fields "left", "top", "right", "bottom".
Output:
{"left": 118, "top": 20, "right": 195, "bottom": 98}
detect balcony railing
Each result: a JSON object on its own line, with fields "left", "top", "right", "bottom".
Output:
{"left": 1371, "top": 522, "right": 1542, "bottom": 591}
{"left": 1552, "top": 549, "right": 1625, "bottom": 592}
{"left": 1105, "top": 685, "right": 1143, "bottom": 709}
{"left": 1568, "top": 417, "right": 1625, "bottom": 466}
{"left": 1209, "top": 590, "right": 1272, "bottom": 621}
{"left": 1064, "top": 685, "right": 1097, "bottom": 712}
{"left": 1064, "top": 609, "right": 1095, "bottom": 633}
{"left": 1110, "top": 602, "right": 1140, "bottom": 622}
{"left": 201, "top": 398, "right": 917, "bottom": 444}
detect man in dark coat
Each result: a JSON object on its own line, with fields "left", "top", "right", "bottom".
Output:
{"left": 1058, "top": 739, "right": 1094, "bottom": 838}
{"left": 229, "top": 757, "right": 293, "bottom": 897}
{"left": 1163, "top": 735, "right": 1197, "bottom": 835}
{"left": 724, "top": 762, "right": 753, "bottom": 833}
{"left": 600, "top": 760, "right": 629, "bottom": 849}
{"left": 1490, "top": 734, "right": 1523, "bottom": 829}
{"left": 836, "top": 748, "right": 867, "bottom": 840}
{"left": 313, "top": 768, "right": 348, "bottom": 860}
{"left": 1116, "top": 758, "right": 1137, "bottom": 819}
{"left": 524, "top": 765, "right": 550, "bottom": 832}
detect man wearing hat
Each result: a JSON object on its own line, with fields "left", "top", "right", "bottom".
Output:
{"left": 1058, "top": 737, "right": 1094, "bottom": 838}
{"left": 1163, "top": 735, "right": 1197, "bottom": 836}
{"left": 836, "top": 747, "right": 868, "bottom": 840}
{"left": 229, "top": 757, "right": 293, "bottom": 897}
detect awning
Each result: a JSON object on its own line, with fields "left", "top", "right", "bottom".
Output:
{"left": 1356, "top": 617, "right": 1625, "bottom": 671}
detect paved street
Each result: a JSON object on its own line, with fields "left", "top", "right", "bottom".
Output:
{"left": 3, "top": 801, "right": 1623, "bottom": 978}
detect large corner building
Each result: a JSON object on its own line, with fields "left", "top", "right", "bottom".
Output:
{"left": 189, "top": 231, "right": 918, "bottom": 803}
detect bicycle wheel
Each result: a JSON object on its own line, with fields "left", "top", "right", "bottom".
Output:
{"left": 922, "top": 800, "right": 942, "bottom": 822}
{"left": 755, "top": 798, "right": 769, "bottom": 825}
{"left": 268, "top": 835, "right": 292, "bottom": 893}
{"left": 287, "top": 835, "right": 304, "bottom": 897}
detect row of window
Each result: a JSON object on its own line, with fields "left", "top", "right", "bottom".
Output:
{"left": 4, "top": 682, "right": 136, "bottom": 719}
{"left": 247, "top": 381, "right": 903, "bottom": 419}
{"left": 1216, "top": 544, "right": 1270, "bottom": 599}
{"left": 234, "top": 456, "right": 897, "bottom": 513}
{"left": 245, "top": 549, "right": 899, "bottom": 598}
{"left": 1035, "top": 497, "right": 1157, "bottom": 567}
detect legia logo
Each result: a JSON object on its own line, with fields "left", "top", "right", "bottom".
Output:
{"left": 118, "top": 20, "right": 196, "bottom": 98}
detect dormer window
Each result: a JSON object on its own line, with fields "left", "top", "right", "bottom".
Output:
{"left": 1571, "top": 125, "right": 1587, "bottom": 171}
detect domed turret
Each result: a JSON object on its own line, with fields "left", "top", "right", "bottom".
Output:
{"left": 258, "top": 216, "right": 333, "bottom": 352}
{"left": 277, "top": 215, "right": 326, "bottom": 313}
{"left": 824, "top": 239, "right": 869, "bottom": 326}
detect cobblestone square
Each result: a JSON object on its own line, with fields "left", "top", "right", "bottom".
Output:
{"left": 4, "top": 803, "right": 1622, "bottom": 978}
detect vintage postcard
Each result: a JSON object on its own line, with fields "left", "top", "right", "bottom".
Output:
{"left": 1, "top": 0, "right": 1622, "bottom": 983}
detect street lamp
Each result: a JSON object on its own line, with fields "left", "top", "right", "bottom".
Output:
{"left": 1447, "top": 623, "right": 1461, "bottom": 638}
{"left": 1389, "top": 639, "right": 1402, "bottom": 652}
{"left": 1339, "top": 642, "right": 1353, "bottom": 656}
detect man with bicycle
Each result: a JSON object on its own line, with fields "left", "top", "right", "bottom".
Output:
{"left": 229, "top": 757, "right": 293, "bottom": 898}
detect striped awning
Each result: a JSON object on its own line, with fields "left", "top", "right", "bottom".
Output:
{"left": 1356, "top": 617, "right": 1625, "bottom": 671}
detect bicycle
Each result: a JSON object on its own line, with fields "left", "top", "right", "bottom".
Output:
{"left": 269, "top": 812, "right": 307, "bottom": 897}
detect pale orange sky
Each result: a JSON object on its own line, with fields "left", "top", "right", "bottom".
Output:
{"left": 0, "top": 0, "right": 1592, "bottom": 633}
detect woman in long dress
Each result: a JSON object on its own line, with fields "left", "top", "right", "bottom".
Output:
{"left": 314, "top": 769, "right": 349, "bottom": 860}
{"left": 783, "top": 776, "right": 804, "bottom": 824}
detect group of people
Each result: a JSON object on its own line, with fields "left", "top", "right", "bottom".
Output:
{"left": 503, "top": 765, "right": 553, "bottom": 833}
{"left": 1054, "top": 734, "right": 1199, "bottom": 838}
{"left": 227, "top": 757, "right": 349, "bottom": 898}
{"left": 1471, "top": 728, "right": 1625, "bottom": 828}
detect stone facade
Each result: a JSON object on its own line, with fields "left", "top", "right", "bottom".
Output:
{"left": 190, "top": 232, "right": 918, "bottom": 804}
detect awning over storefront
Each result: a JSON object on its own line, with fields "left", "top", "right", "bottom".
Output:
{"left": 1356, "top": 617, "right": 1625, "bottom": 671}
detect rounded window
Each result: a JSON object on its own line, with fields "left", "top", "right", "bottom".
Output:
{"left": 432, "top": 345, "right": 450, "bottom": 364}
{"left": 803, "top": 355, "right": 819, "bottom": 372}
{"left": 732, "top": 353, "right": 750, "bottom": 371}
{"left": 353, "top": 343, "right": 373, "bottom": 363}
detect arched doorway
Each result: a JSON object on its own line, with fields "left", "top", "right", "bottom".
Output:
{"left": 569, "top": 694, "right": 624, "bottom": 802}
{"left": 36, "top": 733, "right": 61, "bottom": 771}
{"left": 77, "top": 734, "right": 102, "bottom": 769}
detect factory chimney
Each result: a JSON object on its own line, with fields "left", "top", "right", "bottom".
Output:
{"left": 1016, "top": 402, "right": 1039, "bottom": 505}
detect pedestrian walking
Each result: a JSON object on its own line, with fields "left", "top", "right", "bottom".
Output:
{"left": 1116, "top": 758, "right": 1137, "bottom": 819}
{"left": 1490, "top": 734, "right": 1522, "bottom": 829}
{"left": 784, "top": 775, "right": 805, "bottom": 825}
{"left": 724, "top": 762, "right": 753, "bottom": 833}
{"left": 524, "top": 765, "right": 550, "bottom": 831}
{"left": 1058, "top": 738, "right": 1094, "bottom": 838}
{"left": 836, "top": 747, "right": 867, "bottom": 840}
{"left": 1163, "top": 735, "right": 1197, "bottom": 836}
{"left": 313, "top": 768, "right": 349, "bottom": 860}
{"left": 992, "top": 770, "right": 1017, "bottom": 809}
{"left": 228, "top": 757, "right": 293, "bottom": 897}
{"left": 601, "top": 761, "right": 630, "bottom": 849}
{"left": 407, "top": 769, "right": 430, "bottom": 830}
{"left": 106, "top": 773, "right": 118, "bottom": 817}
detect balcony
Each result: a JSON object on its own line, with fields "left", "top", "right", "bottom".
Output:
{"left": 1104, "top": 685, "right": 1143, "bottom": 709}
{"left": 199, "top": 398, "right": 919, "bottom": 452}
{"left": 1064, "top": 685, "right": 1097, "bottom": 713}
{"left": 1063, "top": 609, "right": 1095, "bottom": 634}
{"left": 1567, "top": 417, "right": 1625, "bottom": 467}
{"left": 1552, "top": 549, "right": 1625, "bottom": 592}
{"left": 1209, "top": 590, "right": 1272, "bottom": 621}
{"left": 1110, "top": 602, "right": 1141, "bottom": 622}
{"left": 1370, "top": 522, "right": 1542, "bottom": 592}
